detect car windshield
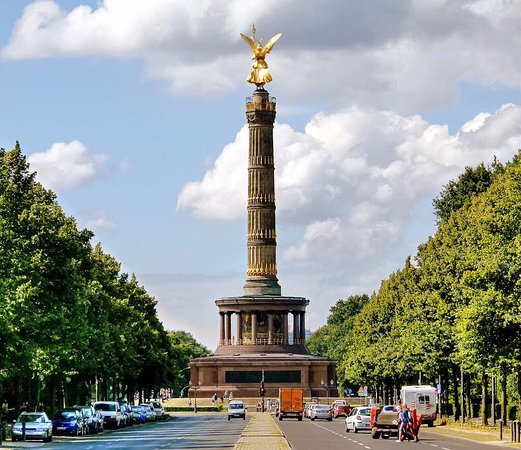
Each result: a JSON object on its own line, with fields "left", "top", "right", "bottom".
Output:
{"left": 131, "top": 406, "right": 142, "bottom": 411}
{"left": 358, "top": 408, "right": 371, "bottom": 416}
{"left": 18, "top": 414, "right": 43, "bottom": 422}
{"left": 382, "top": 405, "right": 397, "bottom": 412}
{"left": 54, "top": 411, "right": 77, "bottom": 420}
{"left": 229, "top": 403, "right": 243, "bottom": 410}
{"left": 316, "top": 406, "right": 330, "bottom": 411}
{"left": 95, "top": 403, "right": 116, "bottom": 411}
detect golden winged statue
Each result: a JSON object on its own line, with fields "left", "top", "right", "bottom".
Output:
{"left": 241, "top": 25, "right": 282, "bottom": 88}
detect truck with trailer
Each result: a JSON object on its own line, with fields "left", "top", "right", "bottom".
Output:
{"left": 278, "top": 388, "right": 303, "bottom": 421}
{"left": 400, "top": 385, "right": 437, "bottom": 426}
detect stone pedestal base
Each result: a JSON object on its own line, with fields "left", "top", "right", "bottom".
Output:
{"left": 188, "top": 353, "right": 338, "bottom": 399}
{"left": 243, "top": 276, "right": 281, "bottom": 296}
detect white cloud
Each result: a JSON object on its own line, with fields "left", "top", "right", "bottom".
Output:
{"left": 2, "top": 0, "right": 520, "bottom": 111}
{"left": 84, "top": 210, "right": 118, "bottom": 231}
{"left": 28, "top": 140, "right": 108, "bottom": 190}
{"left": 178, "top": 103, "right": 521, "bottom": 270}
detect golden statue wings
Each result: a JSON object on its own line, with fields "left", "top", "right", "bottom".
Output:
{"left": 241, "top": 26, "right": 282, "bottom": 88}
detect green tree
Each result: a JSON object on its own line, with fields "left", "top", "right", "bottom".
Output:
{"left": 432, "top": 160, "right": 504, "bottom": 223}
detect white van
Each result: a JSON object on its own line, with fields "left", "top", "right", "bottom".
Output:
{"left": 400, "top": 385, "right": 437, "bottom": 426}
{"left": 228, "top": 400, "right": 246, "bottom": 420}
{"left": 93, "top": 401, "right": 121, "bottom": 428}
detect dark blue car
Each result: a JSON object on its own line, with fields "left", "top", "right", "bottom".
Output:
{"left": 52, "top": 409, "right": 85, "bottom": 436}
{"left": 130, "top": 405, "right": 146, "bottom": 424}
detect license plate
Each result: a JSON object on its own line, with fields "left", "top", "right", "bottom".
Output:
{"left": 57, "top": 426, "right": 66, "bottom": 430}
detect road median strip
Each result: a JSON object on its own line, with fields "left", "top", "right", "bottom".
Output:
{"left": 234, "top": 412, "right": 290, "bottom": 449}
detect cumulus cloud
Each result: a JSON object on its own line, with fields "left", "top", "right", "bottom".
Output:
{"left": 178, "top": 103, "right": 521, "bottom": 269}
{"left": 84, "top": 209, "right": 118, "bottom": 231}
{"left": 2, "top": 0, "right": 520, "bottom": 111}
{"left": 28, "top": 140, "right": 108, "bottom": 190}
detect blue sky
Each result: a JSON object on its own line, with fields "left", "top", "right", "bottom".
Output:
{"left": 1, "top": 0, "right": 520, "bottom": 349}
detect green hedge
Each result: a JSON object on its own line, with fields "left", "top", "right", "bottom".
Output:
{"left": 165, "top": 405, "right": 224, "bottom": 412}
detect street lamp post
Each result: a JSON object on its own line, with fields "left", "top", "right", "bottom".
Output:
{"left": 193, "top": 380, "right": 201, "bottom": 413}
{"left": 321, "top": 379, "right": 334, "bottom": 405}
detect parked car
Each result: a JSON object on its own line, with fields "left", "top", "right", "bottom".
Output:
{"left": 119, "top": 404, "right": 134, "bottom": 427}
{"left": 73, "top": 405, "right": 102, "bottom": 434}
{"left": 139, "top": 404, "right": 157, "bottom": 422}
{"left": 131, "top": 405, "right": 146, "bottom": 424}
{"left": 52, "top": 409, "right": 85, "bottom": 436}
{"left": 333, "top": 403, "right": 351, "bottom": 418}
{"left": 94, "top": 401, "right": 122, "bottom": 428}
{"left": 93, "top": 409, "right": 105, "bottom": 433}
{"left": 227, "top": 400, "right": 246, "bottom": 420}
{"left": 148, "top": 400, "right": 165, "bottom": 420}
{"left": 12, "top": 412, "right": 53, "bottom": 442}
{"left": 345, "top": 406, "right": 371, "bottom": 433}
{"left": 309, "top": 404, "right": 333, "bottom": 421}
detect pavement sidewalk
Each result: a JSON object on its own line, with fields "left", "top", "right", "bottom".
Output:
{"left": 233, "top": 412, "right": 290, "bottom": 450}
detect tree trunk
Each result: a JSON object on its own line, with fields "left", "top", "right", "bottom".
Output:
{"left": 518, "top": 370, "right": 521, "bottom": 422}
{"left": 481, "top": 371, "right": 488, "bottom": 425}
{"left": 452, "top": 367, "right": 461, "bottom": 421}
{"left": 500, "top": 368, "right": 507, "bottom": 424}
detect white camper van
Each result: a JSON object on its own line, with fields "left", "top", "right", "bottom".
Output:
{"left": 400, "top": 385, "right": 437, "bottom": 426}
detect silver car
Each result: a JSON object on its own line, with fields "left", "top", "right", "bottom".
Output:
{"left": 12, "top": 412, "right": 53, "bottom": 442}
{"left": 345, "top": 406, "right": 371, "bottom": 433}
{"left": 310, "top": 404, "right": 333, "bottom": 421}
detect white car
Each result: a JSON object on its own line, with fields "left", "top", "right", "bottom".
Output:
{"left": 345, "top": 406, "right": 371, "bottom": 433}
{"left": 148, "top": 401, "right": 165, "bottom": 419}
{"left": 228, "top": 400, "right": 246, "bottom": 420}
{"left": 12, "top": 412, "right": 53, "bottom": 442}
{"left": 94, "top": 401, "right": 122, "bottom": 428}
{"left": 309, "top": 404, "right": 332, "bottom": 421}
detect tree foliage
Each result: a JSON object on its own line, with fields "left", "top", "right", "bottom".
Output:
{"left": 310, "top": 150, "right": 521, "bottom": 419}
{"left": 0, "top": 143, "right": 207, "bottom": 411}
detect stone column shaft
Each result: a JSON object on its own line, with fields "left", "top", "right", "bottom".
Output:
{"left": 283, "top": 313, "right": 288, "bottom": 344}
{"left": 236, "top": 312, "right": 243, "bottom": 344}
{"left": 293, "top": 312, "right": 300, "bottom": 345}
{"left": 252, "top": 313, "right": 257, "bottom": 344}
{"left": 243, "top": 89, "right": 281, "bottom": 296}
{"left": 219, "top": 312, "right": 225, "bottom": 345}
{"left": 268, "top": 313, "right": 274, "bottom": 344}
{"left": 225, "top": 312, "right": 232, "bottom": 345}
{"left": 300, "top": 312, "right": 306, "bottom": 342}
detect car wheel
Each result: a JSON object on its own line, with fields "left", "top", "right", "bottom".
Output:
{"left": 228, "top": 416, "right": 230, "bottom": 421}
{"left": 328, "top": 417, "right": 333, "bottom": 421}
{"left": 345, "top": 424, "right": 350, "bottom": 432}
{"left": 311, "top": 417, "right": 315, "bottom": 421}
{"left": 354, "top": 425, "right": 358, "bottom": 433}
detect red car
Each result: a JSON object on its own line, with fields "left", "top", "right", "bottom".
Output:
{"left": 333, "top": 403, "right": 351, "bottom": 418}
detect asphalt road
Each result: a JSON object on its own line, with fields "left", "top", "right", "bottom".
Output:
{"left": 4, "top": 415, "right": 249, "bottom": 449}
{"left": 276, "top": 416, "right": 498, "bottom": 450}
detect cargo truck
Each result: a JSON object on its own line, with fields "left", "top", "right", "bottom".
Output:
{"left": 278, "top": 388, "right": 303, "bottom": 421}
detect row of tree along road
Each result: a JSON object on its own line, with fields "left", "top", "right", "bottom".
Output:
{"left": 307, "top": 149, "right": 521, "bottom": 426}
{"left": 0, "top": 144, "right": 209, "bottom": 422}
